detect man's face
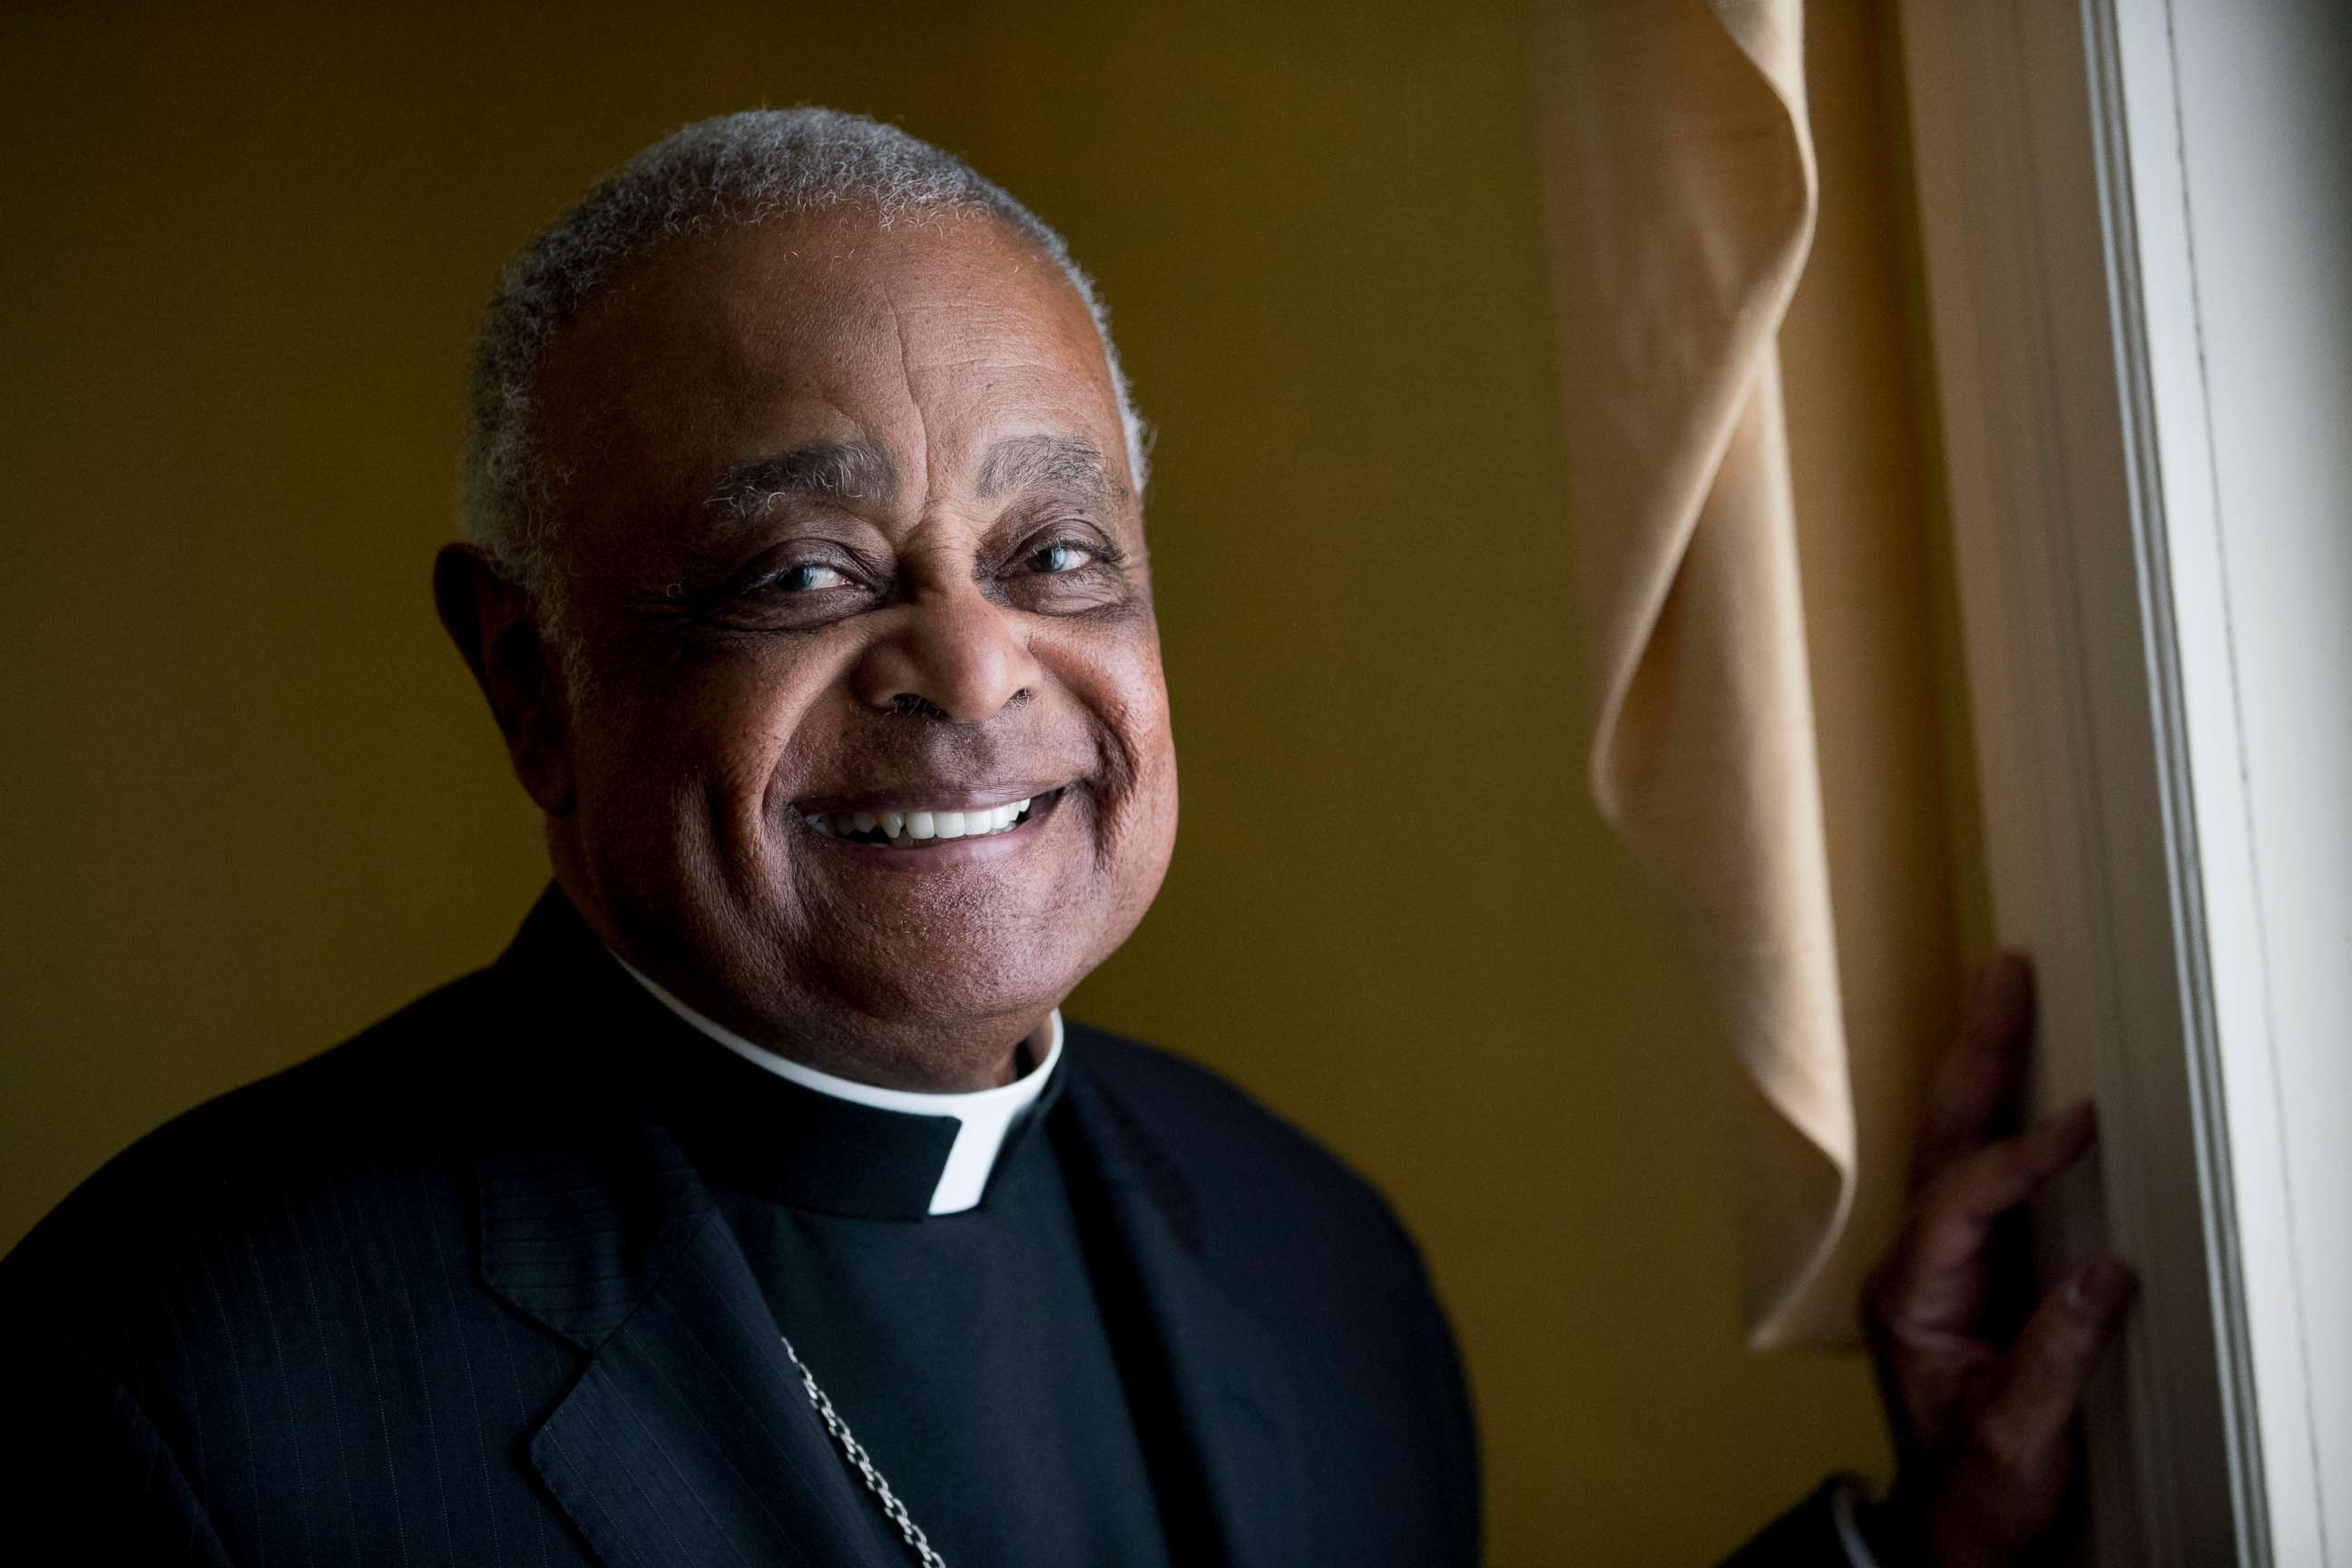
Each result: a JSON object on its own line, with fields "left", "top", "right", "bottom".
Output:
{"left": 530, "top": 208, "right": 1177, "bottom": 1087}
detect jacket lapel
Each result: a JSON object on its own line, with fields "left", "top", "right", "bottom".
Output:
{"left": 521, "top": 1206, "right": 898, "bottom": 1568}
{"left": 473, "top": 892, "right": 897, "bottom": 1568}
{"left": 1057, "top": 1059, "right": 1310, "bottom": 1568}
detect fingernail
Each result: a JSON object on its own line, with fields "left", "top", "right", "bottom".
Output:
{"left": 2032, "top": 1100, "right": 2096, "bottom": 1161}
{"left": 2068, "top": 1257, "right": 2138, "bottom": 1317}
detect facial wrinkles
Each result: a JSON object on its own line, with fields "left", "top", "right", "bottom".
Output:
{"left": 1085, "top": 671, "right": 1154, "bottom": 875}
{"left": 872, "top": 233, "right": 1095, "bottom": 526}
{"left": 876, "top": 276, "right": 938, "bottom": 530}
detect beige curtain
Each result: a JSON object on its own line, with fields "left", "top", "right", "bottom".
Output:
{"left": 1530, "top": 0, "right": 1858, "bottom": 1348}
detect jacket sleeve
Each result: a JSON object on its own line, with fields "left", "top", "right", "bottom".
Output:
{"left": 1719, "top": 1477, "right": 1881, "bottom": 1567}
{"left": 14, "top": 1341, "right": 238, "bottom": 1564}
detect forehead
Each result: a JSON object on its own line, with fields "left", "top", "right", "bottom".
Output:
{"left": 535, "top": 207, "right": 1124, "bottom": 520}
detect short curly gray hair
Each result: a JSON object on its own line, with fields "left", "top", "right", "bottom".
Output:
{"left": 459, "top": 107, "right": 1147, "bottom": 626}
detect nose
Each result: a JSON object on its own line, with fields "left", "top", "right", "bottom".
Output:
{"left": 850, "top": 584, "right": 1044, "bottom": 723}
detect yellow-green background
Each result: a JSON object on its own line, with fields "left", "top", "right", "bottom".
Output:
{"left": 2, "top": 3, "right": 1962, "bottom": 1559}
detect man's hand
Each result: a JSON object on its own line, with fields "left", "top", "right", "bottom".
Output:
{"left": 1858, "top": 956, "right": 2138, "bottom": 1567}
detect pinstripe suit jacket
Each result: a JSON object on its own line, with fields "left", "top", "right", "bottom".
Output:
{"left": 5, "top": 889, "right": 1857, "bottom": 1564}
{"left": 3, "top": 891, "right": 1480, "bottom": 1566}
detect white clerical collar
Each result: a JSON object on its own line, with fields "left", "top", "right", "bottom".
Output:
{"left": 609, "top": 952, "right": 1063, "bottom": 1216}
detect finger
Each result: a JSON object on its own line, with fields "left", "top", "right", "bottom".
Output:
{"left": 1916, "top": 1101, "right": 2094, "bottom": 1262}
{"left": 1979, "top": 1255, "right": 2137, "bottom": 1464}
{"left": 1908, "top": 955, "right": 2035, "bottom": 1194}
{"left": 1878, "top": 1102, "right": 2098, "bottom": 1328}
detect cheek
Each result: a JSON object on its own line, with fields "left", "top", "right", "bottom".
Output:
{"left": 581, "top": 642, "right": 838, "bottom": 867}
{"left": 1099, "top": 668, "right": 1180, "bottom": 964}
{"left": 1067, "top": 623, "right": 1179, "bottom": 858}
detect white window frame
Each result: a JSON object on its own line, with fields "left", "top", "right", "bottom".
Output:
{"left": 1896, "top": 1, "right": 2342, "bottom": 1563}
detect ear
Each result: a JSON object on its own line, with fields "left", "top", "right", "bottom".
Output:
{"left": 433, "top": 544, "right": 577, "bottom": 818}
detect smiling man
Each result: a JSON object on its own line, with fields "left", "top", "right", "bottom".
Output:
{"left": 4, "top": 111, "right": 2129, "bottom": 1566}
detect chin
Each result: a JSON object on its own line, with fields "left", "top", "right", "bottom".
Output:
{"left": 796, "top": 924, "right": 1097, "bottom": 1034}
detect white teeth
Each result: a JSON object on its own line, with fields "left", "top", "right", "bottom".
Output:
{"left": 808, "top": 794, "right": 1046, "bottom": 845}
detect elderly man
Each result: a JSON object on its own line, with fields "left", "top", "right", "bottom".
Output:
{"left": 5, "top": 111, "right": 2129, "bottom": 1565}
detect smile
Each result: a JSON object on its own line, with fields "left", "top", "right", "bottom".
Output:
{"left": 802, "top": 789, "right": 1056, "bottom": 849}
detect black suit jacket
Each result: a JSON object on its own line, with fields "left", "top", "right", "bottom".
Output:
{"left": 4, "top": 891, "right": 1852, "bottom": 1564}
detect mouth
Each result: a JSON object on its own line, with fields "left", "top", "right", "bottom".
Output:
{"left": 800, "top": 787, "right": 1064, "bottom": 850}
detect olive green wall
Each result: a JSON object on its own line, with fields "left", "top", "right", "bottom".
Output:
{"left": 2, "top": 3, "right": 1930, "bottom": 1558}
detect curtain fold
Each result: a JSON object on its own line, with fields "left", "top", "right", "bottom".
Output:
{"left": 1530, "top": 0, "right": 1857, "bottom": 1348}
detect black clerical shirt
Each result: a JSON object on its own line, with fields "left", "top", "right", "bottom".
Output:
{"left": 652, "top": 1035, "right": 1177, "bottom": 1566}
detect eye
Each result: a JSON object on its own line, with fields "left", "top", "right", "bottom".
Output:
{"left": 1027, "top": 542, "right": 1097, "bottom": 574}
{"left": 765, "top": 562, "right": 852, "bottom": 593}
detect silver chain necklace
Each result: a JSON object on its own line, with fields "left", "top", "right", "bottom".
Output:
{"left": 780, "top": 1335, "right": 947, "bottom": 1568}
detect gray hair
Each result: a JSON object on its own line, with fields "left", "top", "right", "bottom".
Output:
{"left": 459, "top": 106, "right": 1148, "bottom": 629}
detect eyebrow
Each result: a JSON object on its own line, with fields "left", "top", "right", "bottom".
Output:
{"left": 974, "top": 433, "right": 1123, "bottom": 505}
{"left": 703, "top": 439, "right": 898, "bottom": 520}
